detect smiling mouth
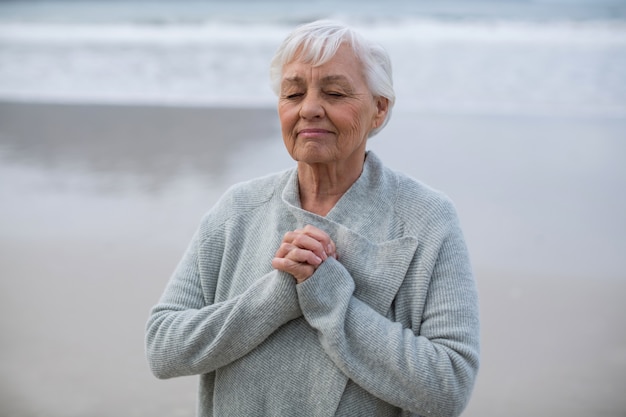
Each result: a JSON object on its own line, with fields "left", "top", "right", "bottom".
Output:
{"left": 297, "top": 128, "right": 332, "bottom": 138}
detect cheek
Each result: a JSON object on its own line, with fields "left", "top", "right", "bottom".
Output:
{"left": 278, "top": 106, "right": 295, "bottom": 133}
{"left": 278, "top": 107, "right": 299, "bottom": 153}
{"left": 341, "top": 107, "right": 372, "bottom": 140}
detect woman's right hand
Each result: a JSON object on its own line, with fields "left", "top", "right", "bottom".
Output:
{"left": 271, "top": 225, "right": 337, "bottom": 284}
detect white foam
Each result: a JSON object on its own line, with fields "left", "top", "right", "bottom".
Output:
{"left": 0, "top": 22, "right": 291, "bottom": 44}
{"left": 1, "top": 19, "right": 625, "bottom": 116}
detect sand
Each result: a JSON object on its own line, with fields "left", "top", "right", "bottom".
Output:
{"left": 1, "top": 100, "right": 625, "bottom": 416}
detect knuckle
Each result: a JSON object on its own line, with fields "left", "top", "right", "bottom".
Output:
{"left": 292, "top": 234, "right": 307, "bottom": 247}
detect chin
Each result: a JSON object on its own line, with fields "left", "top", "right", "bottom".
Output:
{"left": 291, "top": 146, "right": 336, "bottom": 165}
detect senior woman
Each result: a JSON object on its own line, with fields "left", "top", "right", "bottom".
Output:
{"left": 146, "top": 20, "right": 480, "bottom": 417}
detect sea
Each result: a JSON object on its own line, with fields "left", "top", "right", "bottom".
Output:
{"left": 1, "top": 0, "right": 625, "bottom": 279}
{"left": 1, "top": 0, "right": 626, "bottom": 116}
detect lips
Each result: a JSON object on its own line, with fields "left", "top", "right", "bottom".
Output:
{"left": 297, "top": 128, "right": 332, "bottom": 138}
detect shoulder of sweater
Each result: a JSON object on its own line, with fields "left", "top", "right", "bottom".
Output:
{"left": 389, "top": 168, "right": 459, "bottom": 231}
{"left": 197, "top": 168, "right": 292, "bottom": 233}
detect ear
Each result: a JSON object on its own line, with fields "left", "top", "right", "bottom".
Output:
{"left": 372, "top": 96, "right": 389, "bottom": 129}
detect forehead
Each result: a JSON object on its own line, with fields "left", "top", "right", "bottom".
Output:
{"left": 281, "top": 44, "right": 365, "bottom": 84}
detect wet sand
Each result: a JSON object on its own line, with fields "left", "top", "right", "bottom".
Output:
{"left": 1, "top": 100, "right": 625, "bottom": 416}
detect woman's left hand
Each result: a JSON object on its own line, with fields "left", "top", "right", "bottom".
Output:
{"left": 272, "top": 225, "right": 337, "bottom": 284}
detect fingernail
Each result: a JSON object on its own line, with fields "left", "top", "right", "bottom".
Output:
{"left": 327, "top": 244, "right": 333, "bottom": 254}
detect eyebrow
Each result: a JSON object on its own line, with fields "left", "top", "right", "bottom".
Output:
{"left": 281, "top": 75, "right": 354, "bottom": 89}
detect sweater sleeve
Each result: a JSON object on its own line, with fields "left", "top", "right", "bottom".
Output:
{"left": 145, "top": 227, "right": 302, "bottom": 379}
{"left": 296, "top": 217, "right": 480, "bottom": 417}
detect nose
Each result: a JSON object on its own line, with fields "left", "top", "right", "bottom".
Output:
{"left": 299, "top": 91, "right": 325, "bottom": 119}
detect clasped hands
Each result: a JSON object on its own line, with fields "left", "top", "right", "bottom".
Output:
{"left": 272, "top": 225, "right": 337, "bottom": 284}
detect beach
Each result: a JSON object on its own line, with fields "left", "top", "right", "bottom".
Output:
{"left": 1, "top": 100, "right": 625, "bottom": 416}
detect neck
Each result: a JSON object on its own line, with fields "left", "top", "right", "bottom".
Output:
{"left": 297, "top": 154, "right": 366, "bottom": 216}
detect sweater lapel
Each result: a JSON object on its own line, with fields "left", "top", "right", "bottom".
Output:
{"left": 282, "top": 151, "right": 418, "bottom": 315}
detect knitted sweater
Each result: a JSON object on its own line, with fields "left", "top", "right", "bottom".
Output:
{"left": 145, "top": 151, "right": 480, "bottom": 417}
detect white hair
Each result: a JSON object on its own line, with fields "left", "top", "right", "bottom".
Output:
{"left": 269, "top": 20, "right": 395, "bottom": 137}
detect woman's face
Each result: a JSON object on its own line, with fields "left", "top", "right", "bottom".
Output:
{"left": 278, "top": 44, "right": 388, "bottom": 167}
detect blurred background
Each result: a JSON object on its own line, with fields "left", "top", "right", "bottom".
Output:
{"left": 1, "top": 0, "right": 625, "bottom": 416}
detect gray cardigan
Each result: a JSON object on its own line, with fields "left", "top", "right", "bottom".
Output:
{"left": 145, "top": 151, "right": 480, "bottom": 417}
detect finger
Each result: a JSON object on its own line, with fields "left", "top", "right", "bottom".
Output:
{"left": 280, "top": 229, "right": 328, "bottom": 261}
{"left": 274, "top": 242, "right": 323, "bottom": 265}
{"left": 284, "top": 226, "right": 325, "bottom": 243}
{"left": 280, "top": 226, "right": 337, "bottom": 260}
{"left": 290, "top": 233, "right": 328, "bottom": 261}
{"left": 281, "top": 231, "right": 321, "bottom": 256}
{"left": 274, "top": 242, "right": 292, "bottom": 259}
{"left": 301, "top": 225, "right": 336, "bottom": 258}
{"left": 271, "top": 257, "right": 316, "bottom": 283}
{"left": 285, "top": 246, "right": 323, "bottom": 266}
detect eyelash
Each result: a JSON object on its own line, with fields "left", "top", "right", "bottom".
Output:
{"left": 284, "top": 91, "right": 344, "bottom": 100}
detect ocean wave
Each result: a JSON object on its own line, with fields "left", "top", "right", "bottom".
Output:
{"left": 1, "top": 17, "right": 625, "bottom": 117}
{"left": 1, "top": 19, "right": 626, "bottom": 46}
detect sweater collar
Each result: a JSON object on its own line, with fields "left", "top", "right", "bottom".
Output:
{"left": 281, "top": 151, "right": 397, "bottom": 239}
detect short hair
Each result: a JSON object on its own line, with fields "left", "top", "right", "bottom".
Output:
{"left": 269, "top": 20, "right": 395, "bottom": 137}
